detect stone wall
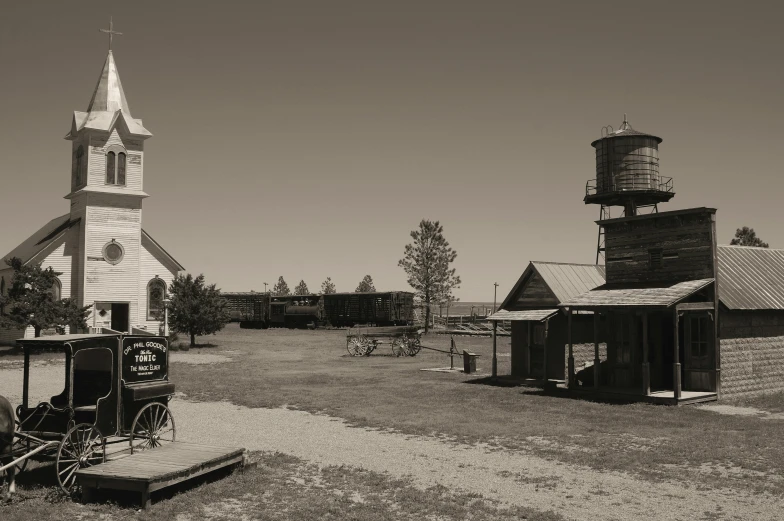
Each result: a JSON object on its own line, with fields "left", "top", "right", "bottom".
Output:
{"left": 720, "top": 311, "right": 784, "bottom": 398}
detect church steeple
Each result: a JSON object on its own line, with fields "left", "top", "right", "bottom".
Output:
{"left": 87, "top": 51, "right": 132, "bottom": 116}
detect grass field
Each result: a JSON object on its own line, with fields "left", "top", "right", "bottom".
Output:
{"left": 2, "top": 324, "right": 783, "bottom": 519}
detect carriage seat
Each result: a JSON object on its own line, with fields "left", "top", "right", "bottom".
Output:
{"left": 72, "top": 369, "right": 112, "bottom": 409}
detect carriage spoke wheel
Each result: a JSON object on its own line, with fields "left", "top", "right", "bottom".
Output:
{"left": 391, "top": 338, "right": 407, "bottom": 357}
{"left": 347, "top": 336, "right": 364, "bottom": 356}
{"left": 406, "top": 336, "right": 422, "bottom": 357}
{"left": 56, "top": 423, "right": 105, "bottom": 495}
{"left": 364, "top": 339, "right": 376, "bottom": 356}
{"left": 130, "top": 402, "right": 176, "bottom": 454}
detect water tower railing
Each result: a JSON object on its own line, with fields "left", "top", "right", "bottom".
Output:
{"left": 585, "top": 175, "right": 673, "bottom": 197}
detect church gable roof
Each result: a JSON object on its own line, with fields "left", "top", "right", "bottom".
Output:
{"left": 142, "top": 230, "right": 185, "bottom": 272}
{"left": 1, "top": 214, "right": 79, "bottom": 266}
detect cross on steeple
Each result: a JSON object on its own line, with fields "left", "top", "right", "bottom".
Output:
{"left": 99, "top": 16, "right": 123, "bottom": 51}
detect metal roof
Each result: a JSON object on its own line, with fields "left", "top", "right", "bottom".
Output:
{"left": 531, "top": 262, "right": 607, "bottom": 303}
{"left": 18, "top": 334, "right": 120, "bottom": 344}
{"left": 559, "top": 279, "right": 714, "bottom": 309}
{"left": 590, "top": 115, "right": 663, "bottom": 147}
{"left": 718, "top": 245, "right": 784, "bottom": 310}
{"left": 486, "top": 309, "right": 559, "bottom": 322}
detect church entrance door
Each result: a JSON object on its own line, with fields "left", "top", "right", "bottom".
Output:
{"left": 111, "top": 303, "right": 130, "bottom": 333}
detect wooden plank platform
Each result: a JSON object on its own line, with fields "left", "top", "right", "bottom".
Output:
{"left": 75, "top": 442, "right": 246, "bottom": 508}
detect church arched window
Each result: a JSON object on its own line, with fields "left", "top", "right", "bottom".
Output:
{"left": 105, "top": 145, "right": 127, "bottom": 186}
{"left": 118, "top": 152, "right": 126, "bottom": 185}
{"left": 49, "top": 277, "right": 61, "bottom": 301}
{"left": 73, "top": 145, "right": 85, "bottom": 190}
{"left": 106, "top": 151, "right": 116, "bottom": 184}
{"left": 147, "top": 278, "right": 166, "bottom": 320}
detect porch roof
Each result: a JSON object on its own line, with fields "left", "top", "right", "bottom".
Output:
{"left": 559, "top": 279, "right": 714, "bottom": 309}
{"left": 486, "top": 309, "right": 559, "bottom": 322}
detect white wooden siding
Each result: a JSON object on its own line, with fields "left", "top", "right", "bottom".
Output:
{"left": 83, "top": 202, "right": 142, "bottom": 327}
{"left": 137, "top": 235, "right": 179, "bottom": 333}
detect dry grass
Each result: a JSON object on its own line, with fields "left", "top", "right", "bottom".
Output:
{"left": 165, "top": 325, "right": 784, "bottom": 495}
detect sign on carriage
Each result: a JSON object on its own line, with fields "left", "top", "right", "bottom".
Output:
{"left": 122, "top": 336, "right": 168, "bottom": 382}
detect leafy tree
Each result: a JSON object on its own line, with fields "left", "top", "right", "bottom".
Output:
{"left": 167, "top": 273, "right": 231, "bottom": 347}
{"left": 320, "top": 277, "right": 336, "bottom": 294}
{"left": 294, "top": 279, "right": 310, "bottom": 295}
{"left": 0, "top": 257, "right": 91, "bottom": 337}
{"left": 398, "top": 220, "right": 461, "bottom": 333}
{"left": 355, "top": 275, "right": 376, "bottom": 293}
{"left": 272, "top": 276, "right": 290, "bottom": 296}
{"left": 730, "top": 227, "right": 769, "bottom": 248}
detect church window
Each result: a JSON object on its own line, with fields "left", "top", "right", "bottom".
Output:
{"left": 117, "top": 152, "right": 126, "bottom": 185}
{"left": 147, "top": 278, "right": 167, "bottom": 320}
{"left": 73, "top": 146, "right": 85, "bottom": 190}
{"left": 49, "top": 278, "right": 61, "bottom": 301}
{"left": 102, "top": 240, "right": 125, "bottom": 265}
{"left": 105, "top": 145, "right": 128, "bottom": 186}
{"left": 106, "top": 152, "right": 116, "bottom": 184}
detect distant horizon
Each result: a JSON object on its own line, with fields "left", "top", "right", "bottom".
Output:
{"left": 2, "top": 1, "right": 782, "bottom": 301}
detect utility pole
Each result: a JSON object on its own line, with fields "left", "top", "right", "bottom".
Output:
{"left": 493, "top": 282, "right": 499, "bottom": 312}
{"left": 263, "top": 282, "right": 268, "bottom": 293}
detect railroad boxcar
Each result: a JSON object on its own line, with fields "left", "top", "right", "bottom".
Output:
{"left": 322, "top": 291, "right": 414, "bottom": 327}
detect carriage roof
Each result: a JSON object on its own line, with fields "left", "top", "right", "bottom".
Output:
{"left": 16, "top": 334, "right": 122, "bottom": 352}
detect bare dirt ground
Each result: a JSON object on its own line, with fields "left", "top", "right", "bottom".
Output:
{"left": 1, "top": 359, "right": 780, "bottom": 521}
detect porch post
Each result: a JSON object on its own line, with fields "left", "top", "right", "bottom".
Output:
{"left": 673, "top": 309, "right": 681, "bottom": 400}
{"left": 492, "top": 320, "right": 498, "bottom": 379}
{"left": 567, "top": 308, "right": 574, "bottom": 388}
{"left": 526, "top": 321, "right": 531, "bottom": 377}
{"left": 543, "top": 318, "right": 549, "bottom": 382}
{"left": 23, "top": 347, "right": 30, "bottom": 408}
{"left": 593, "top": 311, "right": 600, "bottom": 389}
{"left": 642, "top": 311, "right": 650, "bottom": 396}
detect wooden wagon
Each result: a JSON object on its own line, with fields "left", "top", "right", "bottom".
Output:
{"left": 346, "top": 326, "right": 423, "bottom": 357}
{"left": 2, "top": 334, "right": 176, "bottom": 494}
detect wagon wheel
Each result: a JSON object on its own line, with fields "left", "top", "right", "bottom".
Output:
{"left": 56, "top": 423, "right": 106, "bottom": 494}
{"left": 364, "top": 338, "right": 377, "bottom": 356}
{"left": 406, "top": 336, "right": 422, "bottom": 356}
{"left": 130, "top": 402, "right": 176, "bottom": 454}
{"left": 347, "top": 335, "right": 365, "bottom": 356}
{"left": 391, "top": 337, "right": 407, "bottom": 357}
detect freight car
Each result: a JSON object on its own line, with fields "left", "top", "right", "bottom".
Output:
{"left": 222, "top": 291, "right": 414, "bottom": 329}
{"left": 321, "top": 291, "right": 414, "bottom": 327}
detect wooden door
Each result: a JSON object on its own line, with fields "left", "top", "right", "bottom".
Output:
{"left": 111, "top": 303, "right": 129, "bottom": 333}
{"left": 529, "top": 323, "right": 547, "bottom": 379}
{"left": 683, "top": 313, "right": 713, "bottom": 391}
{"left": 611, "top": 313, "right": 636, "bottom": 388}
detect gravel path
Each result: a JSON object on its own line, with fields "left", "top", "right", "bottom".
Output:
{"left": 1, "top": 360, "right": 780, "bottom": 520}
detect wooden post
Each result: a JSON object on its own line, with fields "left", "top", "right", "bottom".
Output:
{"left": 492, "top": 321, "right": 498, "bottom": 379}
{"left": 526, "top": 321, "right": 531, "bottom": 377}
{"left": 23, "top": 347, "right": 30, "bottom": 408}
{"left": 593, "top": 312, "right": 600, "bottom": 389}
{"left": 543, "top": 318, "right": 549, "bottom": 382}
{"left": 567, "top": 308, "right": 574, "bottom": 388}
{"left": 642, "top": 312, "right": 650, "bottom": 396}
{"left": 673, "top": 310, "right": 681, "bottom": 400}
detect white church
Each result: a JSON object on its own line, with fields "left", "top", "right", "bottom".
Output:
{"left": 0, "top": 48, "right": 183, "bottom": 344}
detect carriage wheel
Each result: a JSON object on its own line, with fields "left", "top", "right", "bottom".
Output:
{"left": 391, "top": 338, "right": 407, "bottom": 357}
{"left": 130, "top": 402, "right": 176, "bottom": 454}
{"left": 56, "top": 423, "right": 106, "bottom": 494}
{"left": 364, "top": 339, "right": 377, "bottom": 356}
{"left": 406, "top": 336, "right": 422, "bottom": 356}
{"left": 347, "top": 335, "right": 364, "bottom": 356}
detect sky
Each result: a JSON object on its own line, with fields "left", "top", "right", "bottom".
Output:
{"left": 1, "top": 1, "right": 782, "bottom": 301}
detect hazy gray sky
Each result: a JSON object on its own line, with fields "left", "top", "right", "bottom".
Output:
{"left": 1, "top": 1, "right": 782, "bottom": 301}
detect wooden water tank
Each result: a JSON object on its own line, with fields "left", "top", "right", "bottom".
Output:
{"left": 590, "top": 116, "right": 663, "bottom": 194}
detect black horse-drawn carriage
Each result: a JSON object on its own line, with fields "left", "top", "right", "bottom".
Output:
{"left": 1, "top": 334, "right": 175, "bottom": 494}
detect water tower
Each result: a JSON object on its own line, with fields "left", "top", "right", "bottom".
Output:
{"left": 585, "top": 115, "right": 674, "bottom": 263}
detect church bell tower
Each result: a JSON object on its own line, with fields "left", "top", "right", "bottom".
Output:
{"left": 63, "top": 23, "right": 154, "bottom": 332}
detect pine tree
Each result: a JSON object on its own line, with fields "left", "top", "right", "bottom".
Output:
{"left": 0, "top": 257, "right": 91, "bottom": 337}
{"left": 730, "top": 227, "right": 769, "bottom": 248}
{"left": 355, "top": 275, "right": 376, "bottom": 293}
{"left": 320, "top": 277, "right": 336, "bottom": 294}
{"left": 272, "top": 276, "right": 291, "bottom": 296}
{"left": 167, "top": 273, "right": 231, "bottom": 347}
{"left": 294, "top": 279, "right": 310, "bottom": 295}
{"left": 398, "top": 220, "right": 461, "bottom": 333}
